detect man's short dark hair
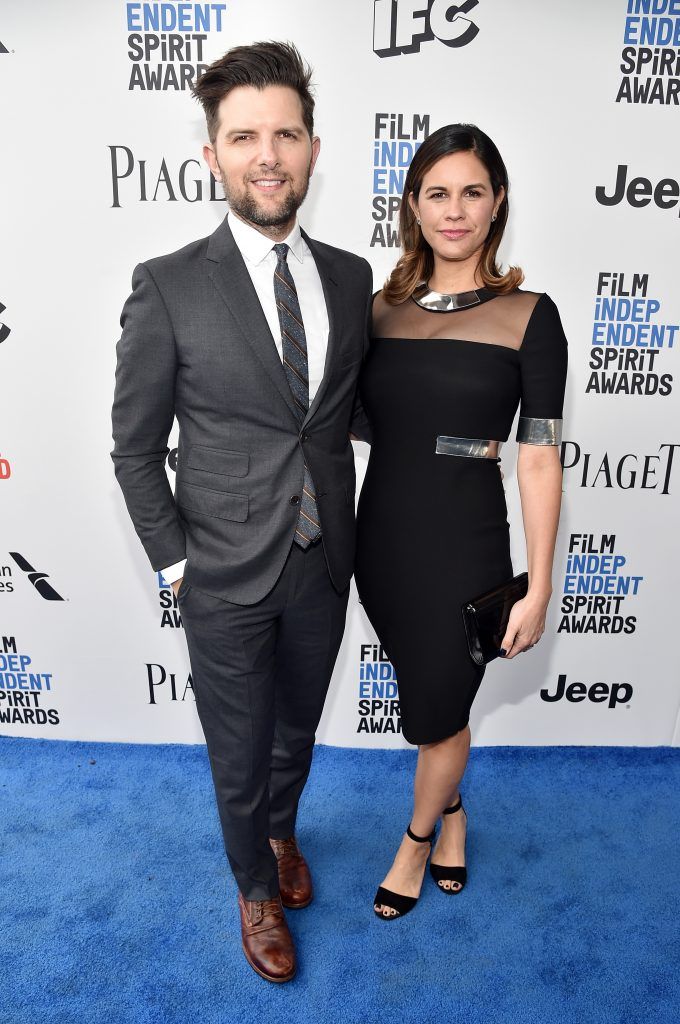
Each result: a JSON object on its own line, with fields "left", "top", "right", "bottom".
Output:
{"left": 193, "top": 41, "right": 315, "bottom": 143}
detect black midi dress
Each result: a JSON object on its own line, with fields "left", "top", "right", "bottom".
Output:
{"left": 354, "top": 287, "right": 568, "bottom": 745}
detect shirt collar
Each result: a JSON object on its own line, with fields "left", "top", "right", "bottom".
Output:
{"left": 228, "top": 212, "right": 306, "bottom": 266}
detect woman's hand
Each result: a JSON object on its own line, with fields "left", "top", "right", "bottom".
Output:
{"left": 499, "top": 590, "right": 550, "bottom": 659}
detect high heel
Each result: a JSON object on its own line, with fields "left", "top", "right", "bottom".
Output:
{"left": 429, "top": 796, "right": 467, "bottom": 895}
{"left": 373, "top": 824, "right": 435, "bottom": 920}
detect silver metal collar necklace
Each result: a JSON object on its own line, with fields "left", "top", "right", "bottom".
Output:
{"left": 411, "top": 282, "right": 493, "bottom": 313}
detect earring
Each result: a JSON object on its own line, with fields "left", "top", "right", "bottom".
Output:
{"left": 416, "top": 218, "right": 421, "bottom": 225}
{"left": 491, "top": 213, "right": 497, "bottom": 222}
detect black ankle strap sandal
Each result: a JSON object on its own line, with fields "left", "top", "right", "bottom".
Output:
{"left": 373, "top": 825, "right": 436, "bottom": 921}
{"left": 429, "top": 796, "right": 467, "bottom": 895}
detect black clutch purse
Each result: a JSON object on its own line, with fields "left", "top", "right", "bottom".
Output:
{"left": 461, "top": 572, "right": 529, "bottom": 666}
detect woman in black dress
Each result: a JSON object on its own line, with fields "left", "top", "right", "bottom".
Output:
{"left": 355, "top": 124, "right": 567, "bottom": 920}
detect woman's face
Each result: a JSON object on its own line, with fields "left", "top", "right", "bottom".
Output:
{"left": 409, "top": 150, "right": 504, "bottom": 271}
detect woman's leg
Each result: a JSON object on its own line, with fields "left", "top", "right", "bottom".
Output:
{"left": 411, "top": 724, "right": 470, "bottom": 834}
{"left": 423, "top": 725, "right": 470, "bottom": 892}
{"left": 374, "top": 725, "right": 471, "bottom": 915}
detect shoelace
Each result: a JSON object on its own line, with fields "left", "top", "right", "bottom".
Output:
{"left": 250, "top": 898, "right": 283, "bottom": 925}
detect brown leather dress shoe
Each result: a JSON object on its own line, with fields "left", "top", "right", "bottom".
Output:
{"left": 270, "top": 837, "right": 313, "bottom": 909}
{"left": 238, "top": 893, "right": 296, "bottom": 984}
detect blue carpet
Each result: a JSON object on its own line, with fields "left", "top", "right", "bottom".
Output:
{"left": 1, "top": 738, "right": 679, "bottom": 1024}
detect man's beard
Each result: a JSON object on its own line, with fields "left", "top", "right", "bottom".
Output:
{"left": 220, "top": 167, "right": 311, "bottom": 228}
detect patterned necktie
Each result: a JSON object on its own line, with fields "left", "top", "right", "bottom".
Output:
{"left": 272, "top": 242, "right": 321, "bottom": 548}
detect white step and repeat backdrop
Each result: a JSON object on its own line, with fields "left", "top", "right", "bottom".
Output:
{"left": 1, "top": 0, "right": 679, "bottom": 747}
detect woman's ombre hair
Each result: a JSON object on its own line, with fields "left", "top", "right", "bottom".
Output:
{"left": 383, "top": 123, "right": 524, "bottom": 305}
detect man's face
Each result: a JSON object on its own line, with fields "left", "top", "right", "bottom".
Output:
{"left": 204, "top": 85, "right": 320, "bottom": 235}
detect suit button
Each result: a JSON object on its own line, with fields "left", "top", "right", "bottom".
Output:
{"left": 301, "top": 433, "right": 310, "bottom": 442}
{"left": 290, "top": 495, "right": 300, "bottom": 505}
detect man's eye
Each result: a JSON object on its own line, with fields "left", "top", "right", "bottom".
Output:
{"left": 279, "top": 131, "right": 295, "bottom": 139}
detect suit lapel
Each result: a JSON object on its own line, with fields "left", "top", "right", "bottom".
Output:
{"left": 205, "top": 217, "right": 299, "bottom": 425}
{"left": 301, "top": 231, "right": 343, "bottom": 426}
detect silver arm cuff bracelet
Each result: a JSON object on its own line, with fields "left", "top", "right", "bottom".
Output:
{"left": 516, "top": 417, "right": 562, "bottom": 445}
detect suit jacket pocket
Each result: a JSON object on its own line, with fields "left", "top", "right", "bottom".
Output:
{"left": 177, "top": 482, "right": 248, "bottom": 522}
{"left": 187, "top": 445, "right": 249, "bottom": 477}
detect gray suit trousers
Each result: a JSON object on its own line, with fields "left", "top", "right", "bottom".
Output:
{"left": 178, "top": 540, "right": 349, "bottom": 899}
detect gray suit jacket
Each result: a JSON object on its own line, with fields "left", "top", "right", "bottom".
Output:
{"left": 111, "top": 216, "right": 373, "bottom": 604}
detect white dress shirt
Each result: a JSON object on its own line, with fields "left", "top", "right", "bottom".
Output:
{"left": 161, "top": 213, "right": 330, "bottom": 586}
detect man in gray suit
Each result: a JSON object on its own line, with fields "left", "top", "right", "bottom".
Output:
{"left": 111, "top": 42, "right": 372, "bottom": 983}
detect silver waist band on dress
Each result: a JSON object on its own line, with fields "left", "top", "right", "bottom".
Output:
{"left": 435, "top": 436, "right": 502, "bottom": 459}
{"left": 515, "top": 417, "right": 563, "bottom": 445}
{"left": 436, "top": 419, "right": 562, "bottom": 459}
